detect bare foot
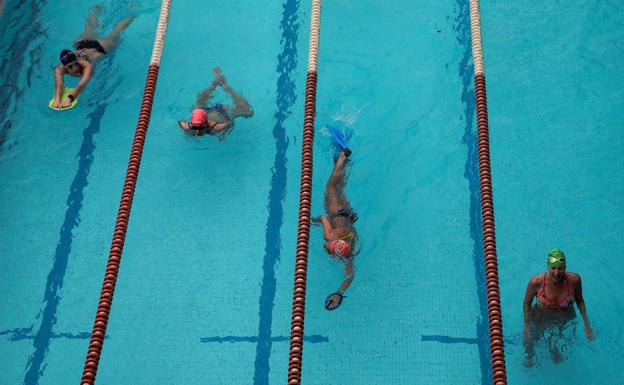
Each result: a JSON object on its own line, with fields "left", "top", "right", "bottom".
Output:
{"left": 213, "top": 67, "right": 228, "bottom": 86}
{"left": 336, "top": 151, "right": 348, "bottom": 165}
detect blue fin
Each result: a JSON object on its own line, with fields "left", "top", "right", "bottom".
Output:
{"left": 327, "top": 125, "right": 351, "bottom": 157}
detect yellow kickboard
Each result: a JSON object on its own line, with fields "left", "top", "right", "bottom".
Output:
{"left": 49, "top": 87, "right": 79, "bottom": 110}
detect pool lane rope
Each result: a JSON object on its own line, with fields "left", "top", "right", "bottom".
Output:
{"left": 287, "top": 0, "right": 322, "bottom": 384}
{"left": 79, "top": 1, "right": 172, "bottom": 384}
{"left": 468, "top": 1, "right": 508, "bottom": 384}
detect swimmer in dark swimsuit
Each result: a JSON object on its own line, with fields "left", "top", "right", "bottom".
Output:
{"left": 522, "top": 249, "right": 594, "bottom": 366}
{"left": 52, "top": 6, "right": 134, "bottom": 109}
{"left": 178, "top": 67, "right": 254, "bottom": 137}
{"left": 312, "top": 150, "right": 358, "bottom": 310}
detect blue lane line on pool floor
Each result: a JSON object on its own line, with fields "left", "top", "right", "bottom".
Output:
{"left": 454, "top": 1, "right": 492, "bottom": 384}
{"left": 421, "top": 335, "right": 519, "bottom": 346}
{"left": 254, "top": 1, "right": 301, "bottom": 384}
{"left": 202, "top": 335, "right": 328, "bottom": 344}
{"left": 0, "top": 328, "right": 105, "bottom": 342}
{"left": 21, "top": 103, "right": 107, "bottom": 385}
{"left": 13, "top": 58, "right": 122, "bottom": 384}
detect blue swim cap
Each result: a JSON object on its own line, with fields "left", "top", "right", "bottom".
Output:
{"left": 60, "top": 49, "right": 77, "bottom": 65}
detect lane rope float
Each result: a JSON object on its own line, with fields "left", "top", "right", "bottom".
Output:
{"left": 468, "top": 1, "right": 508, "bottom": 384}
{"left": 287, "top": 0, "right": 322, "bottom": 384}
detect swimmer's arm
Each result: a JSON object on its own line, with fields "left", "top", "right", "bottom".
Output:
{"left": 71, "top": 60, "right": 93, "bottom": 98}
{"left": 523, "top": 276, "right": 539, "bottom": 335}
{"left": 572, "top": 274, "right": 593, "bottom": 339}
{"left": 338, "top": 259, "right": 355, "bottom": 292}
{"left": 319, "top": 215, "right": 333, "bottom": 240}
{"left": 53, "top": 65, "right": 65, "bottom": 103}
{"left": 207, "top": 119, "right": 232, "bottom": 133}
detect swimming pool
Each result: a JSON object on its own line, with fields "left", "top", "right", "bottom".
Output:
{"left": 1, "top": 1, "right": 622, "bottom": 384}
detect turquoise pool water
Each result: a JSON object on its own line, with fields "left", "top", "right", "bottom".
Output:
{"left": 0, "top": 1, "right": 622, "bottom": 384}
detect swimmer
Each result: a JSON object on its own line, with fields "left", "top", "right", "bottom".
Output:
{"left": 312, "top": 150, "right": 358, "bottom": 310}
{"left": 52, "top": 6, "right": 134, "bottom": 109}
{"left": 178, "top": 67, "right": 254, "bottom": 136}
{"left": 522, "top": 249, "right": 594, "bottom": 366}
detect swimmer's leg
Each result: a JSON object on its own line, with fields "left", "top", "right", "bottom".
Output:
{"left": 75, "top": 5, "right": 104, "bottom": 42}
{"left": 195, "top": 78, "right": 223, "bottom": 108}
{"left": 222, "top": 84, "right": 254, "bottom": 119}
{"left": 324, "top": 152, "right": 350, "bottom": 214}
{"left": 522, "top": 338, "right": 536, "bottom": 368}
{"left": 548, "top": 336, "right": 563, "bottom": 363}
{"left": 212, "top": 67, "right": 227, "bottom": 86}
{"left": 548, "top": 324, "right": 569, "bottom": 364}
{"left": 98, "top": 16, "right": 135, "bottom": 53}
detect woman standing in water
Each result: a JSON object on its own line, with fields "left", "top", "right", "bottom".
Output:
{"left": 523, "top": 248, "right": 594, "bottom": 366}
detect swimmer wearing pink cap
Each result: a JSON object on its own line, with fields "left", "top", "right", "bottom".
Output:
{"left": 312, "top": 150, "right": 358, "bottom": 311}
{"left": 178, "top": 67, "right": 254, "bottom": 136}
{"left": 178, "top": 108, "right": 232, "bottom": 135}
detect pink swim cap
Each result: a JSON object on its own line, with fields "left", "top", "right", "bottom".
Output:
{"left": 329, "top": 240, "right": 352, "bottom": 258}
{"left": 190, "top": 108, "right": 207, "bottom": 125}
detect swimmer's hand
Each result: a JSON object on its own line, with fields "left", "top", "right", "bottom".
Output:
{"left": 311, "top": 215, "right": 326, "bottom": 226}
{"left": 584, "top": 323, "right": 595, "bottom": 341}
{"left": 178, "top": 120, "right": 190, "bottom": 130}
{"left": 52, "top": 99, "right": 63, "bottom": 109}
{"left": 523, "top": 326, "right": 532, "bottom": 340}
{"left": 324, "top": 290, "right": 345, "bottom": 311}
{"left": 60, "top": 95, "right": 74, "bottom": 109}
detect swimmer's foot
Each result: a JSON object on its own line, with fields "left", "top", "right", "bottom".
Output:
{"left": 117, "top": 15, "right": 135, "bottom": 30}
{"left": 87, "top": 5, "right": 104, "bottom": 31}
{"left": 324, "top": 291, "right": 345, "bottom": 311}
{"left": 335, "top": 151, "right": 350, "bottom": 167}
{"left": 550, "top": 347, "right": 563, "bottom": 364}
{"left": 522, "top": 353, "right": 535, "bottom": 368}
{"left": 92, "top": 4, "right": 105, "bottom": 16}
{"left": 213, "top": 67, "right": 227, "bottom": 86}
{"left": 238, "top": 105, "right": 254, "bottom": 119}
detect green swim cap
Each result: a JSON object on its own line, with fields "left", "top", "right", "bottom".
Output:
{"left": 547, "top": 248, "right": 566, "bottom": 267}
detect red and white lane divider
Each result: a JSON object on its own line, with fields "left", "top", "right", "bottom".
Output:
{"left": 79, "top": 1, "right": 172, "bottom": 384}
{"left": 468, "top": 0, "right": 508, "bottom": 384}
{"left": 287, "top": 0, "right": 322, "bottom": 384}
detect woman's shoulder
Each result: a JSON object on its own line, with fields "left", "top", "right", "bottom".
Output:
{"left": 528, "top": 273, "right": 544, "bottom": 286}
{"left": 566, "top": 272, "right": 581, "bottom": 283}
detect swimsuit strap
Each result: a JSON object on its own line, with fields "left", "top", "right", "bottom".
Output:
{"left": 538, "top": 272, "right": 574, "bottom": 308}
{"left": 540, "top": 272, "right": 547, "bottom": 295}
{"left": 537, "top": 273, "right": 554, "bottom": 305}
